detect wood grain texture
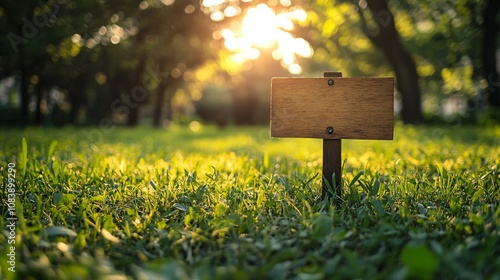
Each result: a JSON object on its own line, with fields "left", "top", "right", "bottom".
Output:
{"left": 271, "top": 77, "right": 394, "bottom": 140}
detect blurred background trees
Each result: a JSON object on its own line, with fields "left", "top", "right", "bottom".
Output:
{"left": 0, "top": 0, "right": 499, "bottom": 127}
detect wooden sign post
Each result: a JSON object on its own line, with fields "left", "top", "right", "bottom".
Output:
{"left": 271, "top": 72, "right": 394, "bottom": 200}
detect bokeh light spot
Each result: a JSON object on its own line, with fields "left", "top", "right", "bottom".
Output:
{"left": 184, "top": 5, "right": 195, "bottom": 14}
{"left": 139, "top": 1, "right": 148, "bottom": 10}
{"left": 211, "top": 11, "right": 224, "bottom": 21}
{"left": 189, "top": 121, "right": 201, "bottom": 132}
{"left": 224, "top": 6, "right": 238, "bottom": 17}
{"left": 161, "top": 0, "right": 175, "bottom": 6}
{"left": 95, "top": 72, "right": 107, "bottom": 85}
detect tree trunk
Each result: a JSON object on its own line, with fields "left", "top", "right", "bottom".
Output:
{"left": 364, "top": 0, "right": 424, "bottom": 124}
{"left": 482, "top": 0, "right": 500, "bottom": 107}
{"left": 127, "top": 56, "right": 146, "bottom": 127}
{"left": 127, "top": 107, "right": 140, "bottom": 126}
{"left": 153, "top": 79, "right": 169, "bottom": 128}
{"left": 19, "top": 40, "right": 30, "bottom": 126}
{"left": 69, "top": 75, "right": 86, "bottom": 125}
{"left": 165, "top": 89, "right": 175, "bottom": 124}
{"left": 69, "top": 90, "right": 82, "bottom": 125}
{"left": 34, "top": 79, "right": 44, "bottom": 126}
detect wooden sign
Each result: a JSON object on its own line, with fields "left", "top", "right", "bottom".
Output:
{"left": 270, "top": 72, "right": 394, "bottom": 201}
{"left": 271, "top": 77, "right": 394, "bottom": 140}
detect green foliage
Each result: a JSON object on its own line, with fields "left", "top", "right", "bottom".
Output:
{"left": 401, "top": 244, "right": 438, "bottom": 279}
{"left": 307, "top": 0, "right": 390, "bottom": 77}
{"left": 0, "top": 0, "right": 216, "bottom": 126}
{"left": 195, "top": 84, "right": 233, "bottom": 126}
{"left": 479, "top": 108, "right": 500, "bottom": 125}
{"left": 19, "top": 138, "right": 27, "bottom": 178}
{"left": 308, "top": 0, "right": 486, "bottom": 118}
{"left": 1, "top": 0, "right": 495, "bottom": 126}
{"left": 0, "top": 125, "right": 499, "bottom": 279}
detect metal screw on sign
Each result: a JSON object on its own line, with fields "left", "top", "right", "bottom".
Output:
{"left": 326, "top": 127, "right": 334, "bottom": 134}
{"left": 328, "top": 79, "right": 334, "bottom": 86}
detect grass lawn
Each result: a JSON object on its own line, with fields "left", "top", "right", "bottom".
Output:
{"left": 1, "top": 124, "right": 499, "bottom": 279}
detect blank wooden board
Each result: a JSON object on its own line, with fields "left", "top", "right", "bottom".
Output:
{"left": 271, "top": 77, "right": 394, "bottom": 140}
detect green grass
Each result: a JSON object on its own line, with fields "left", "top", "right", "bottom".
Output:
{"left": 1, "top": 124, "right": 499, "bottom": 279}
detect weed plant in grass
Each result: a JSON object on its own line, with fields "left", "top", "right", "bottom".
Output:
{"left": 0, "top": 124, "right": 499, "bottom": 279}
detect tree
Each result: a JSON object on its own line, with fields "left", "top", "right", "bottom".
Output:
{"left": 204, "top": 0, "right": 424, "bottom": 124}
{"left": 0, "top": 0, "right": 113, "bottom": 126}
{"left": 0, "top": 1, "right": 48, "bottom": 126}
{"left": 308, "top": 0, "right": 423, "bottom": 124}
{"left": 92, "top": 0, "right": 216, "bottom": 127}
{"left": 360, "top": 0, "right": 423, "bottom": 124}
{"left": 481, "top": 0, "right": 500, "bottom": 107}
{"left": 0, "top": 0, "right": 216, "bottom": 127}
{"left": 147, "top": 1, "right": 215, "bottom": 128}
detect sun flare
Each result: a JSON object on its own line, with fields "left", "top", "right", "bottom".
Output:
{"left": 209, "top": 3, "right": 312, "bottom": 74}
{"left": 242, "top": 4, "right": 278, "bottom": 48}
